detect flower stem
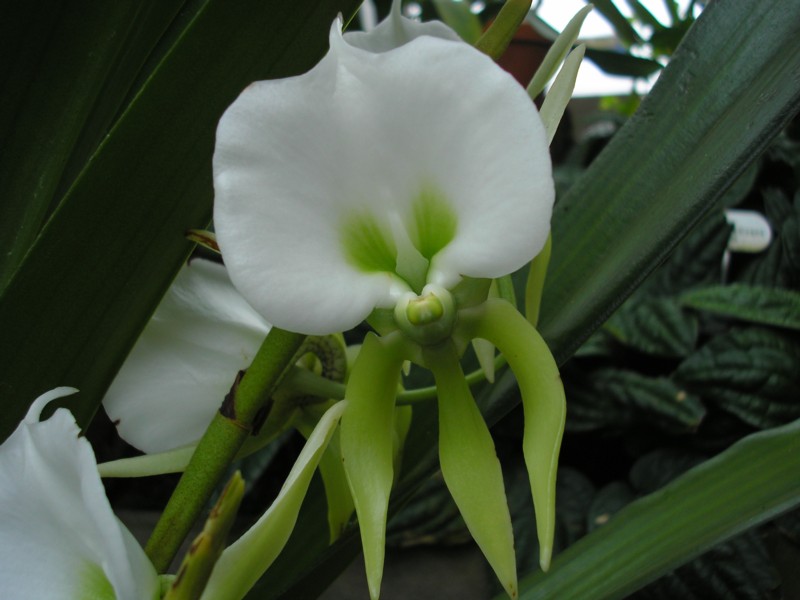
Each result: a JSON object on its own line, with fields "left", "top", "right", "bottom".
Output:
{"left": 145, "top": 327, "right": 305, "bottom": 572}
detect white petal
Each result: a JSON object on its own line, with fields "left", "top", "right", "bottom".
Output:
{"left": 0, "top": 393, "right": 158, "bottom": 599}
{"left": 214, "top": 20, "right": 552, "bottom": 334}
{"left": 104, "top": 259, "right": 270, "bottom": 454}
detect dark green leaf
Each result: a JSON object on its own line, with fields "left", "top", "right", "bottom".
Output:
{"left": 554, "top": 468, "right": 596, "bottom": 547}
{"left": 573, "top": 328, "right": 618, "bottom": 358}
{"left": 506, "top": 463, "right": 596, "bottom": 581}
{"left": 590, "top": 0, "right": 642, "bottom": 46}
{"left": 385, "top": 473, "right": 469, "bottom": 547}
{"left": 604, "top": 297, "right": 699, "bottom": 358}
{"left": 628, "top": 448, "right": 704, "bottom": 494}
{"left": 675, "top": 328, "right": 800, "bottom": 429}
{"left": 587, "top": 482, "right": 635, "bottom": 532}
{"left": 648, "top": 19, "right": 693, "bottom": 56}
{"left": 569, "top": 369, "right": 706, "bottom": 434}
{"left": 681, "top": 284, "right": 800, "bottom": 330}
{"left": 639, "top": 213, "right": 731, "bottom": 298}
{"left": 717, "top": 160, "right": 759, "bottom": 209}
{"left": 0, "top": 1, "right": 184, "bottom": 290}
{"left": 630, "top": 530, "right": 781, "bottom": 600}
{"left": 0, "top": 0, "right": 364, "bottom": 441}
{"left": 562, "top": 364, "right": 635, "bottom": 433}
{"left": 776, "top": 508, "right": 800, "bottom": 542}
{"left": 585, "top": 47, "right": 663, "bottom": 78}
{"left": 740, "top": 189, "right": 800, "bottom": 288}
{"left": 623, "top": 0, "right": 663, "bottom": 30}
{"left": 515, "top": 419, "right": 800, "bottom": 599}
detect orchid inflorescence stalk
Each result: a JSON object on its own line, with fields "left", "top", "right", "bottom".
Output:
{"left": 0, "top": 1, "right": 590, "bottom": 598}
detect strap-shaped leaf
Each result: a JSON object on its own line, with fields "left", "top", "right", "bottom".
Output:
{"left": 514, "top": 418, "right": 800, "bottom": 599}
{"left": 0, "top": 1, "right": 184, "bottom": 289}
{"left": 0, "top": 0, "right": 363, "bottom": 442}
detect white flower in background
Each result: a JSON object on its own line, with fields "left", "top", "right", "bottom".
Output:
{"left": 0, "top": 388, "right": 159, "bottom": 600}
{"left": 104, "top": 259, "right": 270, "bottom": 454}
{"left": 212, "top": 5, "right": 553, "bottom": 337}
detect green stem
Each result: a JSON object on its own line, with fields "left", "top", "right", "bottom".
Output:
{"left": 286, "top": 355, "right": 508, "bottom": 405}
{"left": 145, "top": 327, "right": 305, "bottom": 572}
{"left": 396, "top": 355, "right": 507, "bottom": 404}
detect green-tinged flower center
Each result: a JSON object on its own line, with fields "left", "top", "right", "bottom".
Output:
{"left": 339, "top": 185, "right": 458, "bottom": 294}
{"left": 394, "top": 285, "right": 455, "bottom": 345}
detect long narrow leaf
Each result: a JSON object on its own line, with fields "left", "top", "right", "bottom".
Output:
{"left": 0, "top": 1, "right": 184, "bottom": 289}
{"left": 514, "top": 419, "right": 800, "bottom": 599}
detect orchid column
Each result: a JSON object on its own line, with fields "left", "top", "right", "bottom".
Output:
{"left": 213, "top": 5, "right": 565, "bottom": 599}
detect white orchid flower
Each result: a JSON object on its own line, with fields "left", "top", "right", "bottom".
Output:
{"left": 213, "top": 7, "right": 553, "bottom": 337}
{"left": 212, "top": 4, "right": 564, "bottom": 599}
{"left": 104, "top": 258, "right": 270, "bottom": 454}
{"left": 0, "top": 388, "right": 159, "bottom": 600}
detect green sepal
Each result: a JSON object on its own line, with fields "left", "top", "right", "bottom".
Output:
{"left": 423, "top": 340, "right": 518, "bottom": 599}
{"left": 392, "top": 404, "right": 414, "bottom": 481}
{"left": 539, "top": 45, "right": 586, "bottom": 144}
{"left": 340, "top": 332, "right": 412, "bottom": 600}
{"left": 526, "top": 4, "right": 593, "bottom": 99}
{"left": 472, "top": 338, "right": 497, "bottom": 383}
{"left": 165, "top": 472, "right": 245, "bottom": 600}
{"left": 295, "top": 402, "right": 354, "bottom": 543}
{"left": 461, "top": 298, "right": 566, "bottom": 571}
{"left": 200, "top": 401, "right": 346, "bottom": 600}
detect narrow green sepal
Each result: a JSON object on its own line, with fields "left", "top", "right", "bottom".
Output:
{"left": 340, "top": 332, "right": 411, "bottom": 600}
{"left": 525, "top": 234, "right": 552, "bottom": 327}
{"left": 164, "top": 472, "right": 245, "bottom": 600}
{"left": 472, "top": 338, "right": 497, "bottom": 383}
{"left": 295, "top": 402, "right": 354, "bottom": 543}
{"left": 424, "top": 341, "right": 518, "bottom": 599}
{"left": 200, "top": 401, "right": 346, "bottom": 600}
{"left": 526, "top": 4, "right": 593, "bottom": 99}
{"left": 475, "top": 0, "right": 533, "bottom": 61}
{"left": 539, "top": 44, "right": 586, "bottom": 144}
{"left": 463, "top": 298, "right": 566, "bottom": 572}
